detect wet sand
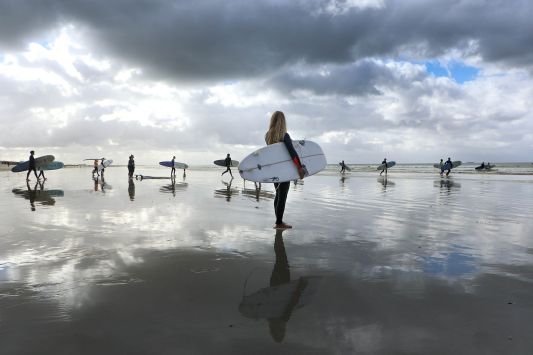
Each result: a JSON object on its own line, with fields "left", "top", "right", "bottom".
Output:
{"left": 1, "top": 168, "right": 533, "bottom": 354}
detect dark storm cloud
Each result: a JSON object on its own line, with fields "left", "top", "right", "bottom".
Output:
{"left": 1, "top": 0, "right": 532, "bottom": 82}
{"left": 268, "top": 59, "right": 427, "bottom": 96}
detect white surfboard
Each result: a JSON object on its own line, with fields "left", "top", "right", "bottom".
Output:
{"left": 376, "top": 161, "right": 396, "bottom": 170}
{"left": 238, "top": 140, "right": 326, "bottom": 183}
{"left": 98, "top": 160, "right": 113, "bottom": 171}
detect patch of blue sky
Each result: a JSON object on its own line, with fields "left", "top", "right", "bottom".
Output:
{"left": 425, "top": 60, "right": 480, "bottom": 84}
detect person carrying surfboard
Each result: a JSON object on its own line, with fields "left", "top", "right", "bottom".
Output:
{"left": 100, "top": 158, "right": 106, "bottom": 177}
{"left": 444, "top": 157, "right": 452, "bottom": 177}
{"left": 92, "top": 159, "right": 99, "bottom": 178}
{"left": 379, "top": 158, "right": 387, "bottom": 176}
{"left": 26, "top": 151, "right": 39, "bottom": 181}
{"left": 340, "top": 160, "right": 346, "bottom": 174}
{"left": 221, "top": 154, "right": 233, "bottom": 178}
{"left": 171, "top": 156, "right": 176, "bottom": 177}
{"left": 265, "top": 111, "right": 305, "bottom": 229}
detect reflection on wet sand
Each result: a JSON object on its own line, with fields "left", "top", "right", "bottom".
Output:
{"left": 159, "top": 179, "right": 188, "bottom": 196}
{"left": 12, "top": 181, "right": 64, "bottom": 210}
{"left": 241, "top": 186, "right": 275, "bottom": 201}
{"left": 239, "top": 229, "right": 316, "bottom": 343}
{"left": 377, "top": 176, "right": 395, "bottom": 190}
{"left": 128, "top": 179, "right": 135, "bottom": 201}
{"left": 93, "top": 177, "right": 112, "bottom": 192}
{"left": 214, "top": 178, "right": 239, "bottom": 201}
{"left": 434, "top": 178, "right": 461, "bottom": 189}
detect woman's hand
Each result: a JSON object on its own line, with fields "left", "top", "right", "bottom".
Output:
{"left": 297, "top": 166, "right": 305, "bottom": 179}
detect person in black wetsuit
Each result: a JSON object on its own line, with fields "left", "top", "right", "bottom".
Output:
{"left": 37, "top": 168, "right": 46, "bottom": 181}
{"left": 340, "top": 160, "right": 346, "bottom": 174}
{"left": 26, "top": 150, "right": 39, "bottom": 181}
{"left": 100, "top": 158, "right": 106, "bottom": 177}
{"left": 379, "top": 158, "right": 387, "bottom": 176}
{"left": 221, "top": 154, "right": 233, "bottom": 178}
{"left": 265, "top": 111, "right": 305, "bottom": 229}
{"left": 170, "top": 156, "right": 176, "bottom": 177}
{"left": 128, "top": 155, "right": 135, "bottom": 178}
{"left": 445, "top": 157, "right": 452, "bottom": 177}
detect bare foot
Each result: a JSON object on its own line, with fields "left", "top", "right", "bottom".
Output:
{"left": 274, "top": 223, "right": 292, "bottom": 229}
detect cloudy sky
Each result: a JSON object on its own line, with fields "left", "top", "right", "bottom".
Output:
{"left": 1, "top": 0, "right": 532, "bottom": 164}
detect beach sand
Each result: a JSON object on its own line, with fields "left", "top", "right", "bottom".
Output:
{"left": 1, "top": 167, "right": 533, "bottom": 354}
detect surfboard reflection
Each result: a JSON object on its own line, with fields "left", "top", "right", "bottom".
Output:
{"left": 12, "top": 181, "right": 64, "bottom": 211}
{"left": 214, "top": 178, "right": 239, "bottom": 202}
{"left": 434, "top": 179, "right": 461, "bottom": 190}
{"left": 159, "top": 179, "right": 188, "bottom": 197}
{"left": 241, "top": 183, "right": 275, "bottom": 202}
{"left": 239, "top": 229, "right": 317, "bottom": 343}
{"left": 93, "top": 177, "right": 112, "bottom": 192}
{"left": 378, "top": 176, "right": 395, "bottom": 190}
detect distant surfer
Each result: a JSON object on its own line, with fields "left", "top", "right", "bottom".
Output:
{"left": 443, "top": 157, "right": 452, "bottom": 177}
{"left": 128, "top": 155, "right": 135, "bottom": 178}
{"left": 171, "top": 156, "right": 176, "bottom": 177}
{"left": 92, "top": 159, "right": 99, "bottom": 178}
{"left": 480, "top": 162, "right": 485, "bottom": 170}
{"left": 265, "top": 111, "right": 305, "bottom": 229}
{"left": 100, "top": 158, "right": 106, "bottom": 177}
{"left": 340, "top": 160, "right": 346, "bottom": 174}
{"left": 379, "top": 158, "right": 388, "bottom": 176}
{"left": 221, "top": 153, "right": 233, "bottom": 178}
{"left": 439, "top": 159, "right": 444, "bottom": 176}
{"left": 26, "top": 150, "right": 39, "bottom": 181}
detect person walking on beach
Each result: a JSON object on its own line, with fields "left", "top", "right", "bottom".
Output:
{"left": 100, "top": 158, "right": 106, "bottom": 177}
{"left": 128, "top": 155, "right": 135, "bottom": 179}
{"left": 221, "top": 154, "right": 233, "bottom": 178}
{"left": 445, "top": 157, "right": 452, "bottom": 177}
{"left": 92, "top": 159, "right": 99, "bottom": 178}
{"left": 26, "top": 151, "right": 39, "bottom": 181}
{"left": 37, "top": 168, "right": 46, "bottom": 181}
{"left": 439, "top": 158, "right": 444, "bottom": 177}
{"left": 265, "top": 111, "right": 305, "bottom": 229}
{"left": 340, "top": 160, "right": 346, "bottom": 174}
{"left": 171, "top": 156, "right": 176, "bottom": 177}
{"left": 379, "top": 158, "right": 388, "bottom": 176}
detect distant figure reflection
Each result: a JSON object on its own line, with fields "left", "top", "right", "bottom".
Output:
{"left": 239, "top": 229, "right": 315, "bottom": 343}
{"left": 128, "top": 179, "right": 135, "bottom": 201}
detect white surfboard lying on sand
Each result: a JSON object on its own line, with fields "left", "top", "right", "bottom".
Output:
{"left": 238, "top": 140, "right": 326, "bottom": 183}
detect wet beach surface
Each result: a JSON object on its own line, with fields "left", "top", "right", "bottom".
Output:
{"left": 1, "top": 167, "right": 533, "bottom": 354}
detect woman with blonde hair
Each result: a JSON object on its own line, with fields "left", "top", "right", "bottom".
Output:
{"left": 265, "top": 111, "right": 305, "bottom": 229}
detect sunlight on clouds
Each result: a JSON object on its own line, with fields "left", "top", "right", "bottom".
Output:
{"left": 0, "top": 55, "right": 78, "bottom": 97}
{"left": 205, "top": 83, "right": 276, "bottom": 108}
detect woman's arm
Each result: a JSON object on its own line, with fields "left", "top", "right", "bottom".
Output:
{"left": 283, "top": 133, "right": 305, "bottom": 178}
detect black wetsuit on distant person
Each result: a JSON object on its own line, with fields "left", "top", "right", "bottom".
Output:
{"left": 222, "top": 156, "right": 233, "bottom": 178}
{"left": 340, "top": 161, "right": 346, "bottom": 173}
{"left": 272, "top": 133, "right": 303, "bottom": 226}
{"left": 128, "top": 157, "right": 135, "bottom": 178}
{"left": 26, "top": 154, "right": 38, "bottom": 181}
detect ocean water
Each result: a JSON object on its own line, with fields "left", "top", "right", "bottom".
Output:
{"left": 1, "top": 167, "right": 533, "bottom": 354}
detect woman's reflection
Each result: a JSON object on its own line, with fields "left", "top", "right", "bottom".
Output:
{"left": 239, "top": 229, "right": 310, "bottom": 343}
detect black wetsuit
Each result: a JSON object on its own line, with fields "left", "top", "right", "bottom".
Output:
{"left": 380, "top": 159, "right": 387, "bottom": 175}
{"left": 272, "top": 133, "right": 301, "bottom": 225}
{"left": 171, "top": 158, "right": 175, "bottom": 176}
{"left": 340, "top": 162, "right": 346, "bottom": 173}
{"left": 222, "top": 157, "right": 233, "bottom": 177}
{"left": 128, "top": 158, "right": 135, "bottom": 177}
{"left": 26, "top": 155, "right": 38, "bottom": 180}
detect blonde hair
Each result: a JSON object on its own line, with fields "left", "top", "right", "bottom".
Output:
{"left": 265, "top": 111, "right": 287, "bottom": 145}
